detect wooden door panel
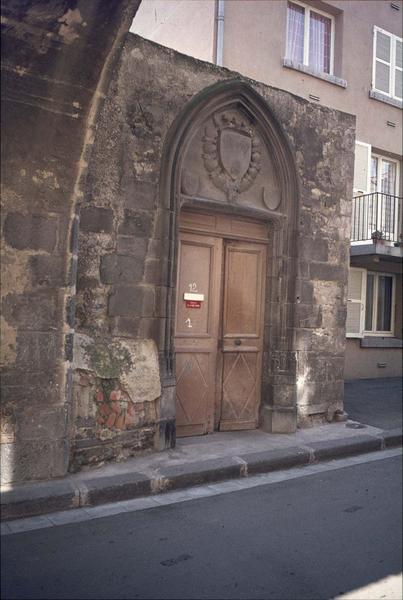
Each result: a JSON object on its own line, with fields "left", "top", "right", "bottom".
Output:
{"left": 176, "top": 241, "right": 211, "bottom": 336}
{"left": 221, "top": 351, "right": 258, "bottom": 429}
{"left": 175, "top": 352, "right": 210, "bottom": 436}
{"left": 223, "top": 246, "right": 260, "bottom": 336}
{"left": 219, "top": 241, "right": 267, "bottom": 431}
{"left": 174, "top": 232, "right": 222, "bottom": 437}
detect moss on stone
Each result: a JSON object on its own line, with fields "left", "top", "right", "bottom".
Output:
{"left": 82, "top": 338, "right": 132, "bottom": 379}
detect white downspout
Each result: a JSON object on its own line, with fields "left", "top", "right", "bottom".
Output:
{"left": 215, "top": 0, "right": 225, "bottom": 66}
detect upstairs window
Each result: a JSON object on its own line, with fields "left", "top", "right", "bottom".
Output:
{"left": 370, "top": 155, "right": 397, "bottom": 195}
{"left": 286, "top": 1, "right": 334, "bottom": 74}
{"left": 373, "top": 27, "right": 402, "bottom": 100}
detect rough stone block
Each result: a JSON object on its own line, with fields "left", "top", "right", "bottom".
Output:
{"left": 29, "top": 255, "right": 66, "bottom": 286}
{"left": 295, "top": 304, "right": 322, "bottom": 328}
{"left": 80, "top": 207, "right": 113, "bottom": 233}
{"left": 296, "top": 281, "right": 314, "bottom": 304}
{"left": 146, "top": 238, "right": 166, "bottom": 259}
{"left": 16, "top": 406, "right": 67, "bottom": 441}
{"left": 76, "top": 275, "right": 100, "bottom": 290}
{"left": 260, "top": 406, "right": 297, "bottom": 433}
{"left": 139, "top": 318, "right": 162, "bottom": 342}
{"left": 16, "top": 331, "right": 60, "bottom": 369}
{"left": 144, "top": 258, "right": 164, "bottom": 285}
{"left": 124, "top": 180, "right": 157, "bottom": 210}
{"left": 1, "top": 438, "right": 69, "bottom": 485}
{"left": 4, "top": 212, "right": 58, "bottom": 252}
{"left": 301, "top": 238, "right": 328, "bottom": 262}
{"left": 2, "top": 291, "right": 58, "bottom": 330}
{"left": 309, "top": 262, "right": 346, "bottom": 282}
{"left": 100, "top": 254, "right": 144, "bottom": 284}
{"left": 108, "top": 286, "right": 146, "bottom": 317}
{"left": 112, "top": 317, "right": 140, "bottom": 337}
{"left": 265, "top": 383, "right": 297, "bottom": 408}
{"left": 116, "top": 235, "right": 148, "bottom": 257}
{"left": 118, "top": 209, "right": 153, "bottom": 237}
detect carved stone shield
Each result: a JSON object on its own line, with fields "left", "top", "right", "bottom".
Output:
{"left": 219, "top": 129, "right": 252, "bottom": 181}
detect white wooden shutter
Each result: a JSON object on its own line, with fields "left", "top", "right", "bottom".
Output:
{"left": 353, "top": 142, "right": 371, "bottom": 194}
{"left": 346, "top": 268, "right": 366, "bottom": 338}
{"left": 394, "top": 38, "right": 402, "bottom": 99}
{"left": 374, "top": 28, "right": 392, "bottom": 94}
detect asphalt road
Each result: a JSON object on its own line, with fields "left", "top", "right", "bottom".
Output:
{"left": 2, "top": 454, "right": 402, "bottom": 600}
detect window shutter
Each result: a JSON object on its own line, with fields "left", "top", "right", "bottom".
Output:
{"left": 374, "top": 28, "right": 391, "bottom": 94}
{"left": 346, "top": 268, "right": 366, "bottom": 338}
{"left": 395, "top": 38, "right": 402, "bottom": 98}
{"left": 353, "top": 142, "right": 371, "bottom": 193}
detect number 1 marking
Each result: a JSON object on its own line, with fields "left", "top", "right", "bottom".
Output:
{"left": 185, "top": 318, "right": 192, "bottom": 328}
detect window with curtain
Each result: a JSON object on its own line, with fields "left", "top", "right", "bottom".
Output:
{"left": 286, "top": 1, "right": 333, "bottom": 74}
{"left": 365, "top": 273, "right": 394, "bottom": 334}
{"left": 373, "top": 27, "right": 403, "bottom": 100}
{"left": 346, "top": 269, "right": 395, "bottom": 338}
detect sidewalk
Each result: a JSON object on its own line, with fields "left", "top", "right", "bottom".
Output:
{"left": 1, "top": 378, "right": 402, "bottom": 521}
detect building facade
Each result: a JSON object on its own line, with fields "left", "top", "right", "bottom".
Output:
{"left": 132, "top": 0, "right": 403, "bottom": 380}
{"left": 1, "top": 0, "right": 400, "bottom": 486}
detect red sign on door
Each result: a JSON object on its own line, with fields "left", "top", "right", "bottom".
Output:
{"left": 186, "top": 300, "right": 201, "bottom": 309}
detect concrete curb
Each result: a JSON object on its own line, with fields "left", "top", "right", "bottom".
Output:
{"left": 1, "top": 430, "right": 401, "bottom": 521}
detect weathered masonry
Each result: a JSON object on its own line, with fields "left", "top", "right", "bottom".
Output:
{"left": 70, "top": 36, "right": 355, "bottom": 471}
{"left": 1, "top": 16, "right": 355, "bottom": 483}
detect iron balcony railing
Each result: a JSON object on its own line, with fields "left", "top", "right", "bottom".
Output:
{"left": 351, "top": 192, "right": 402, "bottom": 243}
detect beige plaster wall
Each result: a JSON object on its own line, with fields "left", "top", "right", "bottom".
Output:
{"left": 344, "top": 339, "right": 402, "bottom": 379}
{"left": 223, "top": 0, "right": 402, "bottom": 156}
{"left": 131, "top": 0, "right": 402, "bottom": 157}
{"left": 130, "top": 0, "right": 216, "bottom": 62}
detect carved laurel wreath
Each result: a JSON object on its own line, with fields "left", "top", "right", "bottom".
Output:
{"left": 202, "top": 112, "right": 262, "bottom": 202}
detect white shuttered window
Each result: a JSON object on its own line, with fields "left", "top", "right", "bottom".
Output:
{"left": 373, "top": 27, "right": 403, "bottom": 100}
{"left": 353, "top": 142, "right": 371, "bottom": 194}
{"left": 346, "top": 268, "right": 366, "bottom": 338}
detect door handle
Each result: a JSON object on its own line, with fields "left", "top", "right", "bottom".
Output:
{"left": 234, "top": 339, "right": 242, "bottom": 346}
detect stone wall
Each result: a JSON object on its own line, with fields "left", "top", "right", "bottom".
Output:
{"left": 1, "top": 0, "right": 141, "bottom": 484}
{"left": 71, "top": 34, "right": 355, "bottom": 468}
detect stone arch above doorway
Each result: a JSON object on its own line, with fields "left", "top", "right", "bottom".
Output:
{"left": 159, "top": 79, "right": 300, "bottom": 435}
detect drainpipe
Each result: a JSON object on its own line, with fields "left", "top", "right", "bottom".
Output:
{"left": 215, "top": 0, "right": 225, "bottom": 66}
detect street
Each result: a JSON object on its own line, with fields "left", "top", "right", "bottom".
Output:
{"left": 2, "top": 452, "right": 402, "bottom": 600}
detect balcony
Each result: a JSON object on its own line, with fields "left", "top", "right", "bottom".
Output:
{"left": 350, "top": 193, "right": 403, "bottom": 260}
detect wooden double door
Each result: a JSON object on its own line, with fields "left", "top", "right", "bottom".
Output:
{"left": 174, "top": 211, "right": 268, "bottom": 437}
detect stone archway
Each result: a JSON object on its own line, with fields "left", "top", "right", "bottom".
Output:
{"left": 158, "top": 80, "right": 300, "bottom": 435}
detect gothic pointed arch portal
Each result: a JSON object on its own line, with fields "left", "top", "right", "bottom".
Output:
{"left": 159, "top": 80, "right": 300, "bottom": 436}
